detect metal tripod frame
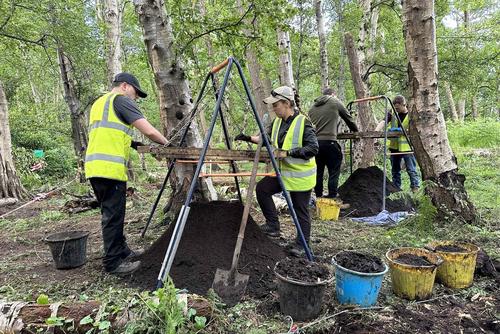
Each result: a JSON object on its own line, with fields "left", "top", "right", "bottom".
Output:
{"left": 346, "top": 95, "right": 414, "bottom": 212}
{"left": 152, "top": 57, "right": 313, "bottom": 289}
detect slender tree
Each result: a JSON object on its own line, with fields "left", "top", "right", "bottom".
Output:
{"left": 444, "top": 82, "right": 458, "bottom": 122}
{"left": 0, "top": 81, "right": 26, "bottom": 201}
{"left": 277, "top": 29, "right": 295, "bottom": 88}
{"left": 315, "top": 0, "right": 329, "bottom": 91}
{"left": 402, "top": 0, "right": 476, "bottom": 222}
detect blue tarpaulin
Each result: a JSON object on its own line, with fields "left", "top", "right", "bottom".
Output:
{"left": 351, "top": 210, "right": 409, "bottom": 226}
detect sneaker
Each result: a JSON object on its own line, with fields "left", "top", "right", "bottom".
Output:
{"left": 259, "top": 224, "right": 280, "bottom": 237}
{"left": 124, "top": 248, "right": 145, "bottom": 261}
{"left": 109, "top": 260, "right": 141, "bottom": 275}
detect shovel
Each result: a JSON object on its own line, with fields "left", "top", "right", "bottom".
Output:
{"left": 212, "top": 142, "right": 263, "bottom": 306}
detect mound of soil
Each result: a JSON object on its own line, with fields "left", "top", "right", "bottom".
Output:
{"left": 338, "top": 166, "right": 413, "bottom": 217}
{"left": 335, "top": 251, "right": 385, "bottom": 273}
{"left": 275, "top": 257, "right": 330, "bottom": 282}
{"left": 435, "top": 244, "right": 467, "bottom": 253}
{"left": 394, "top": 253, "right": 433, "bottom": 266}
{"left": 129, "top": 201, "right": 287, "bottom": 298}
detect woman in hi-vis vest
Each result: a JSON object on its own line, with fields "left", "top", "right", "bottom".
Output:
{"left": 235, "top": 86, "right": 318, "bottom": 256}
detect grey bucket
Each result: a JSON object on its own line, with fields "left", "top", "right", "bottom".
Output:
{"left": 44, "top": 231, "right": 90, "bottom": 269}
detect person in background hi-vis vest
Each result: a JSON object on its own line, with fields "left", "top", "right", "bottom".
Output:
{"left": 85, "top": 72, "right": 168, "bottom": 275}
{"left": 235, "top": 86, "right": 318, "bottom": 256}
{"left": 377, "top": 95, "right": 420, "bottom": 192}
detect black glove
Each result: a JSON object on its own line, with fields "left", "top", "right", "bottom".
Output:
{"left": 234, "top": 133, "right": 252, "bottom": 142}
{"left": 131, "top": 141, "right": 144, "bottom": 150}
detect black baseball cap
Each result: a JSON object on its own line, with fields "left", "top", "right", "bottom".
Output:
{"left": 113, "top": 72, "right": 148, "bottom": 98}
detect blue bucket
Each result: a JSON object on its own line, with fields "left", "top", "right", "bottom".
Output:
{"left": 332, "top": 252, "right": 388, "bottom": 307}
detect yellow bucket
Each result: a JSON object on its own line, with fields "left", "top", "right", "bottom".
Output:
{"left": 316, "top": 198, "right": 340, "bottom": 221}
{"left": 426, "top": 241, "right": 479, "bottom": 289}
{"left": 386, "top": 248, "right": 443, "bottom": 300}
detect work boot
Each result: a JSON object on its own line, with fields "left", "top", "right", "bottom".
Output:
{"left": 109, "top": 260, "right": 141, "bottom": 275}
{"left": 124, "top": 248, "right": 145, "bottom": 261}
{"left": 259, "top": 224, "right": 280, "bottom": 237}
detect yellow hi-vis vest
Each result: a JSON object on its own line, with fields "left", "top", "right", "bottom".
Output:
{"left": 388, "top": 114, "right": 411, "bottom": 152}
{"left": 85, "top": 93, "right": 133, "bottom": 181}
{"left": 271, "top": 114, "right": 316, "bottom": 191}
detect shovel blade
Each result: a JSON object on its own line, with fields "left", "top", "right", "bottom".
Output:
{"left": 212, "top": 268, "right": 249, "bottom": 307}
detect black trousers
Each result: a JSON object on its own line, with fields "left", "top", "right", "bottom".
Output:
{"left": 90, "top": 177, "right": 131, "bottom": 271}
{"left": 256, "top": 176, "right": 312, "bottom": 242}
{"left": 314, "top": 140, "right": 343, "bottom": 198}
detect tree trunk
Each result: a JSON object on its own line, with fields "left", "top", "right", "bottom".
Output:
{"left": 358, "top": 0, "right": 379, "bottom": 92}
{"left": 277, "top": 30, "right": 295, "bottom": 88}
{"left": 332, "top": 0, "right": 346, "bottom": 101}
{"left": 457, "top": 99, "right": 465, "bottom": 122}
{"left": 471, "top": 95, "right": 478, "bottom": 120}
{"left": 402, "top": 0, "right": 476, "bottom": 223}
{"left": 344, "top": 32, "right": 377, "bottom": 169}
{"left": 134, "top": 0, "right": 216, "bottom": 218}
{"left": 444, "top": 82, "right": 458, "bottom": 122}
{"left": 57, "top": 47, "right": 88, "bottom": 182}
{"left": 102, "top": 0, "right": 123, "bottom": 87}
{"left": 315, "top": 0, "right": 329, "bottom": 91}
{"left": 0, "top": 81, "right": 27, "bottom": 200}
{"left": 236, "top": 0, "right": 272, "bottom": 119}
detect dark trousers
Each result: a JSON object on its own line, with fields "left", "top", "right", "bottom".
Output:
{"left": 256, "top": 176, "right": 312, "bottom": 242}
{"left": 90, "top": 177, "right": 131, "bottom": 271}
{"left": 314, "top": 140, "right": 343, "bottom": 198}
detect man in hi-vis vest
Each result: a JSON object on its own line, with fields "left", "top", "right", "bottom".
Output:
{"left": 85, "top": 73, "right": 168, "bottom": 274}
{"left": 235, "top": 86, "right": 318, "bottom": 255}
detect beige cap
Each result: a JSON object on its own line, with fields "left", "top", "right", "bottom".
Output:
{"left": 263, "top": 86, "right": 294, "bottom": 104}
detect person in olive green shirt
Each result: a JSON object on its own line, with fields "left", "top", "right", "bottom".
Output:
{"left": 308, "top": 88, "right": 358, "bottom": 198}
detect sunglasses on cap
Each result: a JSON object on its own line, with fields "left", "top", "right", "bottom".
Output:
{"left": 271, "top": 90, "right": 291, "bottom": 102}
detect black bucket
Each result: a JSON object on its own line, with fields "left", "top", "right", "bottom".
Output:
{"left": 274, "top": 263, "right": 333, "bottom": 321}
{"left": 44, "top": 231, "right": 90, "bottom": 269}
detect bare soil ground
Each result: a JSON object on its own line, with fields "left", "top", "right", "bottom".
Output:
{"left": 0, "top": 180, "right": 498, "bottom": 333}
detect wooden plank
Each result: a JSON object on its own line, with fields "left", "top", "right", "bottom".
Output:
{"left": 337, "top": 131, "right": 401, "bottom": 139}
{"left": 137, "top": 146, "right": 271, "bottom": 162}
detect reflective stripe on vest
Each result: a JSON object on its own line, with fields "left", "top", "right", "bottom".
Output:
{"left": 84, "top": 93, "right": 133, "bottom": 181}
{"left": 388, "top": 114, "right": 411, "bottom": 152}
{"left": 271, "top": 114, "right": 316, "bottom": 191}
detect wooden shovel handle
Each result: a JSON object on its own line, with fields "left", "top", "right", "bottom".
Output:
{"left": 229, "top": 142, "right": 263, "bottom": 271}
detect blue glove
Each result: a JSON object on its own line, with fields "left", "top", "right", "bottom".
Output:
{"left": 389, "top": 127, "right": 401, "bottom": 132}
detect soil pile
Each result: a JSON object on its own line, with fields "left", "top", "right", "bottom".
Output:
{"left": 275, "top": 257, "right": 331, "bottom": 282}
{"left": 435, "top": 245, "right": 467, "bottom": 253}
{"left": 338, "top": 166, "right": 413, "bottom": 217}
{"left": 334, "top": 251, "right": 385, "bottom": 273}
{"left": 129, "top": 201, "right": 287, "bottom": 298}
{"left": 394, "top": 253, "right": 433, "bottom": 266}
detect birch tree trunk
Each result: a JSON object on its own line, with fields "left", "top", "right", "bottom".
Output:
{"left": 315, "top": 0, "right": 329, "bottom": 91}
{"left": 0, "top": 81, "right": 27, "bottom": 200}
{"left": 344, "top": 32, "right": 376, "bottom": 168}
{"left": 102, "top": 0, "right": 123, "bottom": 87}
{"left": 444, "top": 82, "right": 458, "bottom": 122}
{"left": 457, "top": 99, "right": 465, "bottom": 123}
{"left": 277, "top": 30, "right": 295, "bottom": 88}
{"left": 357, "top": 0, "right": 379, "bottom": 92}
{"left": 332, "top": 0, "right": 346, "bottom": 101}
{"left": 134, "top": 0, "right": 216, "bottom": 217}
{"left": 402, "top": 0, "right": 476, "bottom": 223}
{"left": 57, "top": 47, "right": 88, "bottom": 182}
{"left": 471, "top": 96, "right": 478, "bottom": 120}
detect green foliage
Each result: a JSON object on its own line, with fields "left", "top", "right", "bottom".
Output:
{"left": 124, "top": 278, "right": 188, "bottom": 334}
{"left": 447, "top": 119, "right": 500, "bottom": 149}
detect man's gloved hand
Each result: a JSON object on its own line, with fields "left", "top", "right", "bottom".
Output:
{"left": 234, "top": 133, "right": 252, "bottom": 142}
{"left": 389, "top": 127, "right": 402, "bottom": 132}
{"left": 131, "top": 141, "right": 144, "bottom": 150}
